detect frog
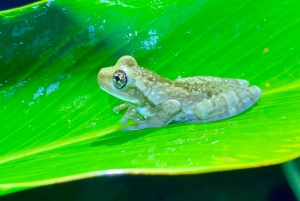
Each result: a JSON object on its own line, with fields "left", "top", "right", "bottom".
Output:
{"left": 97, "top": 55, "right": 262, "bottom": 131}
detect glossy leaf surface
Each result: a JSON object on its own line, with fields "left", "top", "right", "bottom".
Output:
{"left": 0, "top": 0, "right": 300, "bottom": 195}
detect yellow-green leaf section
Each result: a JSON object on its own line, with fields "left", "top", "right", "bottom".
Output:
{"left": 0, "top": 0, "right": 300, "bottom": 196}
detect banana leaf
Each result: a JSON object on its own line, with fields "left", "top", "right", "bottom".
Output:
{"left": 0, "top": 0, "right": 299, "bottom": 196}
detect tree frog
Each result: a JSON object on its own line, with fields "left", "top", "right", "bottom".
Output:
{"left": 97, "top": 56, "right": 262, "bottom": 130}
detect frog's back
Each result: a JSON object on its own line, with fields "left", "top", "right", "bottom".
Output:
{"left": 175, "top": 76, "right": 249, "bottom": 88}
{"left": 168, "top": 76, "right": 248, "bottom": 102}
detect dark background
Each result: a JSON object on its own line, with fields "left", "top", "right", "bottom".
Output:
{"left": 0, "top": 1, "right": 297, "bottom": 201}
{"left": 0, "top": 0, "right": 41, "bottom": 10}
{"left": 1, "top": 166, "right": 297, "bottom": 201}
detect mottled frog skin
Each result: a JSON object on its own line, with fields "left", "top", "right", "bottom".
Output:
{"left": 98, "top": 56, "right": 262, "bottom": 130}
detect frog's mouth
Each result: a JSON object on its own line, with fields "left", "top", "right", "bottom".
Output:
{"left": 101, "top": 85, "right": 141, "bottom": 105}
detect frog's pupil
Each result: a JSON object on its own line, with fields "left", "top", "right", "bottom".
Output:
{"left": 112, "top": 70, "right": 127, "bottom": 89}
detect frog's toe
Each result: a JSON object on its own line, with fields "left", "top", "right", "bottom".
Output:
{"left": 120, "top": 117, "right": 129, "bottom": 124}
{"left": 122, "top": 122, "right": 160, "bottom": 131}
{"left": 122, "top": 125, "right": 140, "bottom": 131}
{"left": 132, "top": 117, "right": 146, "bottom": 124}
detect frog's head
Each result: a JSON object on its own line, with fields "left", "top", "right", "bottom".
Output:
{"left": 98, "top": 55, "right": 145, "bottom": 105}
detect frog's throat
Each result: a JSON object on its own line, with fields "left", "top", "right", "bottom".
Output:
{"left": 100, "top": 86, "right": 140, "bottom": 105}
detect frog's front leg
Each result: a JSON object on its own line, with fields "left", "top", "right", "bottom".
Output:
{"left": 194, "top": 86, "right": 262, "bottom": 121}
{"left": 122, "top": 100, "right": 182, "bottom": 131}
{"left": 113, "top": 103, "right": 137, "bottom": 123}
{"left": 113, "top": 103, "right": 129, "bottom": 113}
{"left": 113, "top": 104, "right": 138, "bottom": 124}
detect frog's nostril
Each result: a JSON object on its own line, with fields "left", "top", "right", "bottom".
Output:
{"left": 97, "top": 71, "right": 105, "bottom": 85}
{"left": 98, "top": 70, "right": 105, "bottom": 79}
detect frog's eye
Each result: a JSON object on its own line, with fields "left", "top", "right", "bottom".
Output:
{"left": 112, "top": 70, "right": 127, "bottom": 89}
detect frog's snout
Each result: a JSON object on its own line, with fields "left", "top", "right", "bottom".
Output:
{"left": 97, "top": 70, "right": 103, "bottom": 86}
{"left": 98, "top": 68, "right": 108, "bottom": 87}
{"left": 97, "top": 70, "right": 103, "bottom": 81}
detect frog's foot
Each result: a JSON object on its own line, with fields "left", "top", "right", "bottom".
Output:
{"left": 194, "top": 86, "right": 262, "bottom": 120}
{"left": 122, "top": 99, "right": 181, "bottom": 131}
{"left": 113, "top": 103, "right": 129, "bottom": 113}
{"left": 119, "top": 106, "right": 138, "bottom": 124}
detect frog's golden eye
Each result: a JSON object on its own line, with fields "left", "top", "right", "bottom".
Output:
{"left": 112, "top": 70, "right": 127, "bottom": 89}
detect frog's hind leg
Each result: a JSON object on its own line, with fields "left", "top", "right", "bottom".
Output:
{"left": 194, "top": 86, "right": 262, "bottom": 121}
{"left": 122, "top": 100, "right": 181, "bottom": 131}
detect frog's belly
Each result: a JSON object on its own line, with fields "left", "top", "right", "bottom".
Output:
{"left": 173, "top": 106, "right": 217, "bottom": 123}
{"left": 173, "top": 111, "right": 215, "bottom": 123}
{"left": 173, "top": 107, "right": 198, "bottom": 122}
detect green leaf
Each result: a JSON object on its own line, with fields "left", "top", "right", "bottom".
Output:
{"left": 1, "top": 0, "right": 300, "bottom": 196}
